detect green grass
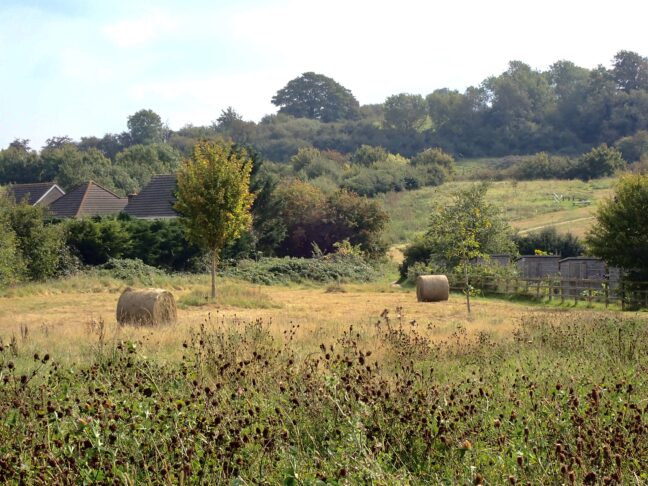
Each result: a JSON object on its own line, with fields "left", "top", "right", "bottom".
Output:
{"left": 378, "top": 177, "right": 616, "bottom": 244}
{"left": 178, "top": 283, "right": 281, "bottom": 309}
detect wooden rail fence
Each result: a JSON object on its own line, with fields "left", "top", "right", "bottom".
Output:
{"left": 447, "top": 275, "right": 648, "bottom": 309}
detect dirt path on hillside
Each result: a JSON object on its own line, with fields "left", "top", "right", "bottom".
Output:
{"left": 517, "top": 216, "right": 595, "bottom": 235}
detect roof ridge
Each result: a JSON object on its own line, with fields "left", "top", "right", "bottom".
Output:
{"left": 75, "top": 181, "right": 92, "bottom": 218}
{"left": 88, "top": 180, "right": 124, "bottom": 199}
{"left": 34, "top": 184, "right": 64, "bottom": 205}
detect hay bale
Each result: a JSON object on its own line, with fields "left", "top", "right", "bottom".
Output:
{"left": 116, "top": 287, "right": 177, "bottom": 326}
{"left": 416, "top": 275, "right": 449, "bottom": 302}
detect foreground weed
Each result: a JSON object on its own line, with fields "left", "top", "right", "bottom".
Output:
{"left": 0, "top": 312, "right": 647, "bottom": 484}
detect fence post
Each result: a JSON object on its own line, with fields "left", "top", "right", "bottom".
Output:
{"left": 604, "top": 282, "right": 609, "bottom": 308}
{"left": 536, "top": 280, "right": 540, "bottom": 300}
{"left": 560, "top": 283, "right": 564, "bottom": 305}
{"left": 588, "top": 288, "right": 592, "bottom": 308}
{"left": 549, "top": 281, "right": 553, "bottom": 302}
{"left": 621, "top": 281, "right": 625, "bottom": 311}
{"left": 505, "top": 278, "right": 509, "bottom": 297}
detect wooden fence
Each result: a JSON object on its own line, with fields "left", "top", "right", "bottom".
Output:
{"left": 447, "top": 275, "right": 648, "bottom": 309}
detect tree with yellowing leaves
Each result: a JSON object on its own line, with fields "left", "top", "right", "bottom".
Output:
{"left": 175, "top": 141, "right": 255, "bottom": 299}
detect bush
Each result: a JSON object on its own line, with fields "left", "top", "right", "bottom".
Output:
{"left": 99, "top": 258, "right": 164, "bottom": 285}
{"left": 65, "top": 217, "right": 203, "bottom": 271}
{"left": 222, "top": 255, "right": 380, "bottom": 285}
{"left": 571, "top": 144, "right": 626, "bottom": 180}
{"left": 615, "top": 130, "right": 648, "bottom": 162}
{"left": 514, "top": 228, "right": 585, "bottom": 257}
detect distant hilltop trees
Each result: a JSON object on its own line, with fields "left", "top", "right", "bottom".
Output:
{"left": 1, "top": 50, "right": 648, "bottom": 192}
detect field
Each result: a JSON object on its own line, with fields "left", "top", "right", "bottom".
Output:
{"left": 1, "top": 275, "right": 647, "bottom": 483}
{"left": 379, "top": 177, "right": 616, "bottom": 244}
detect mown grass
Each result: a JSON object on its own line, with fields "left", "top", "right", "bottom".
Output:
{"left": 0, "top": 306, "right": 646, "bottom": 484}
{"left": 178, "top": 284, "right": 281, "bottom": 309}
{"left": 378, "top": 178, "right": 615, "bottom": 244}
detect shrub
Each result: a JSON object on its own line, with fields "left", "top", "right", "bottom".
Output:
{"left": 615, "top": 130, "right": 648, "bottom": 162}
{"left": 99, "top": 258, "right": 165, "bottom": 285}
{"left": 514, "top": 227, "right": 585, "bottom": 257}
{"left": 222, "top": 255, "right": 380, "bottom": 285}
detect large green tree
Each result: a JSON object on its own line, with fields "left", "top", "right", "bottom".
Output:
{"left": 271, "top": 72, "right": 360, "bottom": 122}
{"left": 383, "top": 93, "right": 428, "bottom": 131}
{"left": 612, "top": 50, "right": 648, "bottom": 92}
{"left": 127, "top": 109, "right": 166, "bottom": 145}
{"left": 174, "top": 141, "right": 255, "bottom": 299}
{"left": 586, "top": 173, "right": 648, "bottom": 277}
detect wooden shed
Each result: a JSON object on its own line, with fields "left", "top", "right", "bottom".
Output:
{"left": 559, "top": 257, "right": 617, "bottom": 298}
{"left": 516, "top": 255, "right": 561, "bottom": 279}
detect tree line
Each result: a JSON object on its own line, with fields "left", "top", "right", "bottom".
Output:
{"left": 2, "top": 50, "right": 648, "bottom": 195}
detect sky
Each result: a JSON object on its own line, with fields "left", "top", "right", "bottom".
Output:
{"left": 1, "top": 0, "right": 647, "bottom": 150}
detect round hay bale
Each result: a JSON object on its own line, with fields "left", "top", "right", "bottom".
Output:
{"left": 416, "top": 275, "right": 449, "bottom": 302}
{"left": 116, "top": 287, "right": 177, "bottom": 326}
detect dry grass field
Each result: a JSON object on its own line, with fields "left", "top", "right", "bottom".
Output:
{"left": 2, "top": 275, "right": 648, "bottom": 483}
{"left": 0, "top": 274, "right": 635, "bottom": 368}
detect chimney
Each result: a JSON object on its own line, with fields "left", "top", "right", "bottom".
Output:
{"left": 127, "top": 193, "right": 137, "bottom": 202}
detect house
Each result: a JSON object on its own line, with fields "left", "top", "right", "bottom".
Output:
{"left": 48, "top": 181, "right": 127, "bottom": 218}
{"left": 6, "top": 182, "right": 65, "bottom": 207}
{"left": 559, "top": 257, "right": 620, "bottom": 298}
{"left": 516, "top": 255, "right": 561, "bottom": 279}
{"left": 123, "top": 174, "right": 178, "bottom": 219}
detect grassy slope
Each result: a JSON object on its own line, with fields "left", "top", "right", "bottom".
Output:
{"left": 378, "top": 177, "right": 616, "bottom": 244}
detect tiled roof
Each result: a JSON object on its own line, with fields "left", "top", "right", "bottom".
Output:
{"left": 48, "top": 181, "right": 127, "bottom": 218}
{"left": 7, "top": 182, "right": 65, "bottom": 206}
{"left": 124, "top": 174, "right": 178, "bottom": 219}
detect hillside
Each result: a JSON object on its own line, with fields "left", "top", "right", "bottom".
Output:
{"left": 378, "top": 177, "right": 616, "bottom": 244}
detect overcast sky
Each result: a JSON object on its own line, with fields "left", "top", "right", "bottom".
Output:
{"left": 1, "top": 0, "right": 646, "bottom": 149}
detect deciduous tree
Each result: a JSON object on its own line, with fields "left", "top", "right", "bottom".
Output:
{"left": 586, "top": 173, "right": 648, "bottom": 278}
{"left": 272, "top": 72, "right": 360, "bottom": 122}
{"left": 127, "top": 109, "right": 166, "bottom": 145}
{"left": 421, "top": 183, "right": 515, "bottom": 313}
{"left": 175, "top": 141, "right": 255, "bottom": 299}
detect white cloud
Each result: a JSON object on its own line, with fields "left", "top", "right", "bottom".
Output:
{"left": 102, "top": 10, "right": 178, "bottom": 47}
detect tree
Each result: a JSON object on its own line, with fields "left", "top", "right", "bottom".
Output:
{"left": 420, "top": 183, "right": 515, "bottom": 313}
{"left": 383, "top": 93, "right": 428, "bottom": 131}
{"left": 514, "top": 227, "right": 584, "bottom": 258}
{"left": 351, "top": 145, "right": 388, "bottom": 166}
{"left": 7, "top": 202, "right": 64, "bottom": 281}
{"left": 65, "top": 217, "right": 132, "bottom": 265}
{"left": 55, "top": 147, "right": 116, "bottom": 191}
{"left": 586, "top": 173, "right": 648, "bottom": 278}
{"left": 612, "top": 50, "right": 648, "bottom": 92}
{"left": 43, "top": 136, "right": 74, "bottom": 150}
{"left": 271, "top": 72, "right": 360, "bottom": 122}
{"left": 175, "top": 141, "right": 255, "bottom": 299}
{"left": 615, "top": 130, "right": 648, "bottom": 162}
{"left": 114, "top": 144, "right": 182, "bottom": 193}
{"left": 0, "top": 191, "right": 24, "bottom": 285}
{"left": 573, "top": 144, "right": 625, "bottom": 180}
{"left": 127, "top": 109, "right": 166, "bottom": 145}
{"left": 213, "top": 107, "right": 255, "bottom": 144}
{"left": 0, "top": 144, "right": 43, "bottom": 184}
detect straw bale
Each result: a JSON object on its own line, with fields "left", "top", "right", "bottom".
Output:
{"left": 416, "top": 275, "right": 449, "bottom": 302}
{"left": 116, "top": 287, "right": 177, "bottom": 325}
